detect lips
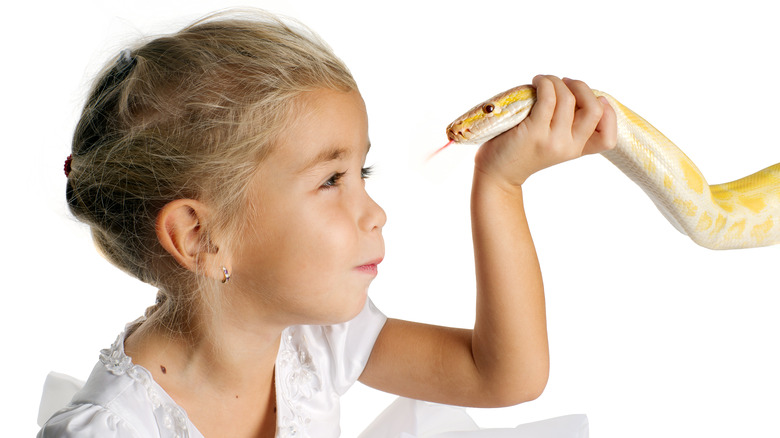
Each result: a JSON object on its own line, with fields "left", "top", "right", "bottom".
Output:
{"left": 356, "top": 257, "right": 383, "bottom": 275}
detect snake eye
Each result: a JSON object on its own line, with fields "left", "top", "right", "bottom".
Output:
{"left": 482, "top": 103, "right": 495, "bottom": 114}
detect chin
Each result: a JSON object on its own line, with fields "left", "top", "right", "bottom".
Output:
{"left": 346, "top": 291, "right": 369, "bottom": 320}
{"left": 327, "top": 289, "right": 369, "bottom": 325}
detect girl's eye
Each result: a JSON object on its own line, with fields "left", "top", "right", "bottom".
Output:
{"left": 321, "top": 172, "right": 345, "bottom": 189}
{"left": 320, "top": 166, "right": 373, "bottom": 190}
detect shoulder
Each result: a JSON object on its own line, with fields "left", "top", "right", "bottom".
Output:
{"left": 39, "top": 323, "right": 196, "bottom": 438}
{"left": 278, "top": 299, "right": 387, "bottom": 394}
{"left": 290, "top": 297, "right": 387, "bottom": 393}
{"left": 273, "top": 298, "right": 387, "bottom": 437}
{"left": 38, "top": 403, "right": 142, "bottom": 438}
{"left": 38, "top": 360, "right": 179, "bottom": 438}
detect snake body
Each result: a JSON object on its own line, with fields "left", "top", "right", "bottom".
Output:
{"left": 445, "top": 85, "right": 780, "bottom": 249}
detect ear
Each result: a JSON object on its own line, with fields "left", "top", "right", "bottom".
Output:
{"left": 156, "top": 199, "right": 225, "bottom": 281}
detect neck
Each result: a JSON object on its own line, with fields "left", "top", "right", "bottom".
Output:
{"left": 125, "top": 296, "right": 285, "bottom": 403}
{"left": 125, "top": 301, "right": 284, "bottom": 437}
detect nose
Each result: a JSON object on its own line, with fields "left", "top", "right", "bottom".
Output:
{"left": 359, "top": 191, "right": 386, "bottom": 232}
{"left": 447, "top": 127, "right": 457, "bottom": 141}
{"left": 446, "top": 122, "right": 470, "bottom": 141}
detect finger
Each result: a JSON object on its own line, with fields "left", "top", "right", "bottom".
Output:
{"left": 583, "top": 97, "right": 618, "bottom": 155}
{"left": 566, "top": 79, "right": 604, "bottom": 144}
{"left": 548, "top": 76, "right": 576, "bottom": 133}
{"left": 527, "top": 75, "right": 556, "bottom": 126}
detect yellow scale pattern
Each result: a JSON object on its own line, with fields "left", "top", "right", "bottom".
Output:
{"left": 604, "top": 94, "right": 779, "bottom": 248}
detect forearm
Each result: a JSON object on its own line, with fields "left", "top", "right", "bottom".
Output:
{"left": 470, "top": 169, "right": 549, "bottom": 404}
{"left": 361, "top": 76, "right": 614, "bottom": 407}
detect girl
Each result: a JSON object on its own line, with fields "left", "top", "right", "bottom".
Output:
{"left": 40, "top": 10, "right": 615, "bottom": 438}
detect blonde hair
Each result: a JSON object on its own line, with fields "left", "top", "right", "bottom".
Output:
{"left": 66, "top": 10, "right": 357, "bottom": 333}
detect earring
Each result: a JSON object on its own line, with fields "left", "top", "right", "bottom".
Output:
{"left": 221, "top": 266, "right": 231, "bottom": 284}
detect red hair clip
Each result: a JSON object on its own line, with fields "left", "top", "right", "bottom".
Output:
{"left": 64, "top": 154, "right": 73, "bottom": 177}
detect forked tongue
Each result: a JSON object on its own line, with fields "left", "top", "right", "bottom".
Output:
{"left": 427, "top": 139, "right": 454, "bottom": 161}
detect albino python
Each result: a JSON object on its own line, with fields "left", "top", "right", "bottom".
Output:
{"left": 444, "top": 85, "right": 780, "bottom": 250}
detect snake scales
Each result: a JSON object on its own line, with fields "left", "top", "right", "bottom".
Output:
{"left": 445, "top": 85, "right": 780, "bottom": 249}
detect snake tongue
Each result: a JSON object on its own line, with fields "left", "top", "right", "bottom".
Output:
{"left": 427, "top": 140, "right": 454, "bottom": 161}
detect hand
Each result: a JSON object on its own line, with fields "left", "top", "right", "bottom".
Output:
{"left": 474, "top": 75, "right": 617, "bottom": 189}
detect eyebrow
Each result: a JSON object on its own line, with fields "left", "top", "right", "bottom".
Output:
{"left": 298, "top": 142, "right": 371, "bottom": 173}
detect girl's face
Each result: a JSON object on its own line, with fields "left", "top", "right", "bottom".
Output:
{"left": 232, "top": 89, "right": 386, "bottom": 326}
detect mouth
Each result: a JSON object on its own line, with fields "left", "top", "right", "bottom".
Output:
{"left": 356, "top": 257, "right": 383, "bottom": 276}
{"left": 446, "top": 124, "right": 472, "bottom": 142}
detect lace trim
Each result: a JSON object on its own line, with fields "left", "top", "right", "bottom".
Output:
{"left": 276, "top": 328, "right": 320, "bottom": 438}
{"left": 99, "top": 330, "right": 190, "bottom": 438}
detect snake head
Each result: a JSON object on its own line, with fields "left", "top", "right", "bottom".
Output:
{"left": 446, "top": 85, "right": 537, "bottom": 145}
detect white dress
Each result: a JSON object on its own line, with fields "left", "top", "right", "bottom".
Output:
{"left": 37, "top": 299, "right": 589, "bottom": 438}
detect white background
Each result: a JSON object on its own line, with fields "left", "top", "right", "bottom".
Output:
{"left": 3, "top": 0, "right": 779, "bottom": 436}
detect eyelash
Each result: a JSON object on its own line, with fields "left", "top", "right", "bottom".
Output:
{"left": 321, "top": 165, "right": 374, "bottom": 189}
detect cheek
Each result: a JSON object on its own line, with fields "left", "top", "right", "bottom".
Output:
{"left": 261, "top": 204, "right": 355, "bottom": 272}
{"left": 234, "top": 192, "right": 361, "bottom": 289}
{"left": 294, "top": 208, "right": 357, "bottom": 266}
